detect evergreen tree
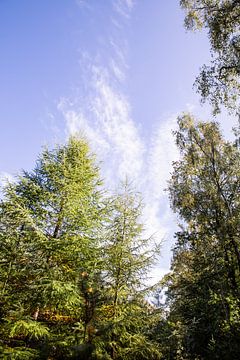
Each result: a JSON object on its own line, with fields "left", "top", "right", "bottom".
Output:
{"left": 0, "top": 137, "right": 104, "bottom": 359}
{"left": 92, "top": 183, "right": 162, "bottom": 360}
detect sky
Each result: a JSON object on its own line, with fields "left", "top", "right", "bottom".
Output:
{"left": 0, "top": 0, "right": 238, "bottom": 278}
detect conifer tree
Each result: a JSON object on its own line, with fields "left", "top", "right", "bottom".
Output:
{"left": 0, "top": 137, "right": 104, "bottom": 359}
{"left": 92, "top": 183, "right": 162, "bottom": 360}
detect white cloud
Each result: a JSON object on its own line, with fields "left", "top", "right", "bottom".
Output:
{"left": 110, "top": 58, "right": 126, "bottom": 82}
{"left": 59, "top": 72, "right": 179, "bottom": 275}
{"left": 92, "top": 68, "right": 144, "bottom": 179}
{"left": 113, "top": 0, "right": 135, "bottom": 19}
{"left": 58, "top": 0, "right": 177, "bottom": 279}
{"left": 59, "top": 65, "right": 145, "bottom": 185}
{"left": 148, "top": 114, "right": 179, "bottom": 198}
{"left": 75, "top": 0, "right": 93, "bottom": 10}
{"left": 109, "top": 39, "right": 128, "bottom": 70}
{"left": 125, "top": 0, "right": 135, "bottom": 10}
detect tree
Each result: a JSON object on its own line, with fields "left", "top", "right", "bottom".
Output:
{"left": 0, "top": 139, "right": 165, "bottom": 359}
{"left": 164, "top": 114, "right": 240, "bottom": 359}
{"left": 92, "top": 183, "right": 162, "bottom": 360}
{"left": 0, "top": 137, "right": 104, "bottom": 359}
{"left": 180, "top": 0, "right": 240, "bottom": 114}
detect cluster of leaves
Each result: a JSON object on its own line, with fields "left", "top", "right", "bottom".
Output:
{"left": 0, "top": 137, "right": 162, "bottom": 359}
{"left": 180, "top": 0, "right": 240, "bottom": 114}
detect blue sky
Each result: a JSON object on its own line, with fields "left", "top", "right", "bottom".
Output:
{"left": 0, "top": 0, "right": 237, "bottom": 277}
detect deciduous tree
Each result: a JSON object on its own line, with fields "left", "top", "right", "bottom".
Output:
{"left": 164, "top": 114, "right": 240, "bottom": 359}
{"left": 180, "top": 0, "right": 240, "bottom": 114}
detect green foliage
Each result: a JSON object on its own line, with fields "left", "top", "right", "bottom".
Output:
{"left": 180, "top": 0, "right": 240, "bottom": 114}
{"left": 163, "top": 114, "right": 240, "bottom": 359}
{"left": 91, "top": 183, "right": 162, "bottom": 359}
{"left": 0, "top": 347, "right": 38, "bottom": 360}
{"left": 8, "top": 319, "right": 49, "bottom": 340}
{"left": 0, "top": 140, "right": 163, "bottom": 359}
{"left": 0, "top": 136, "right": 104, "bottom": 358}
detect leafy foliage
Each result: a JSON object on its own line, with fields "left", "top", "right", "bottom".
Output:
{"left": 163, "top": 114, "right": 240, "bottom": 359}
{"left": 180, "top": 0, "right": 240, "bottom": 114}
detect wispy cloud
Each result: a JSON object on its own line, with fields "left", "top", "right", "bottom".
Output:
{"left": 110, "top": 58, "right": 126, "bottom": 82}
{"left": 59, "top": 65, "right": 145, "bottom": 185}
{"left": 148, "top": 114, "right": 179, "bottom": 198}
{"left": 113, "top": 0, "right": 135, "bottom": 18}
{"left": 59, "top": 73, "right": 179, "bottom": 271}
{"left": 58, "top": 0, "right": 178, "bottom": 276}
{"left": 75, "top": 0, "right": 93, "bottom": 11}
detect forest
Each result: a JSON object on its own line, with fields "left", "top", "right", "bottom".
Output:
{"left": 0, "top": 1, "right": 239, "bottom": 359}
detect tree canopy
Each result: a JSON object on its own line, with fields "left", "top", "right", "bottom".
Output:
{"left": 180, "top": 0, "right": 240, "bottom": 114}
{"left": 163, "top": 114, "right": 240, "bottom": 359}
